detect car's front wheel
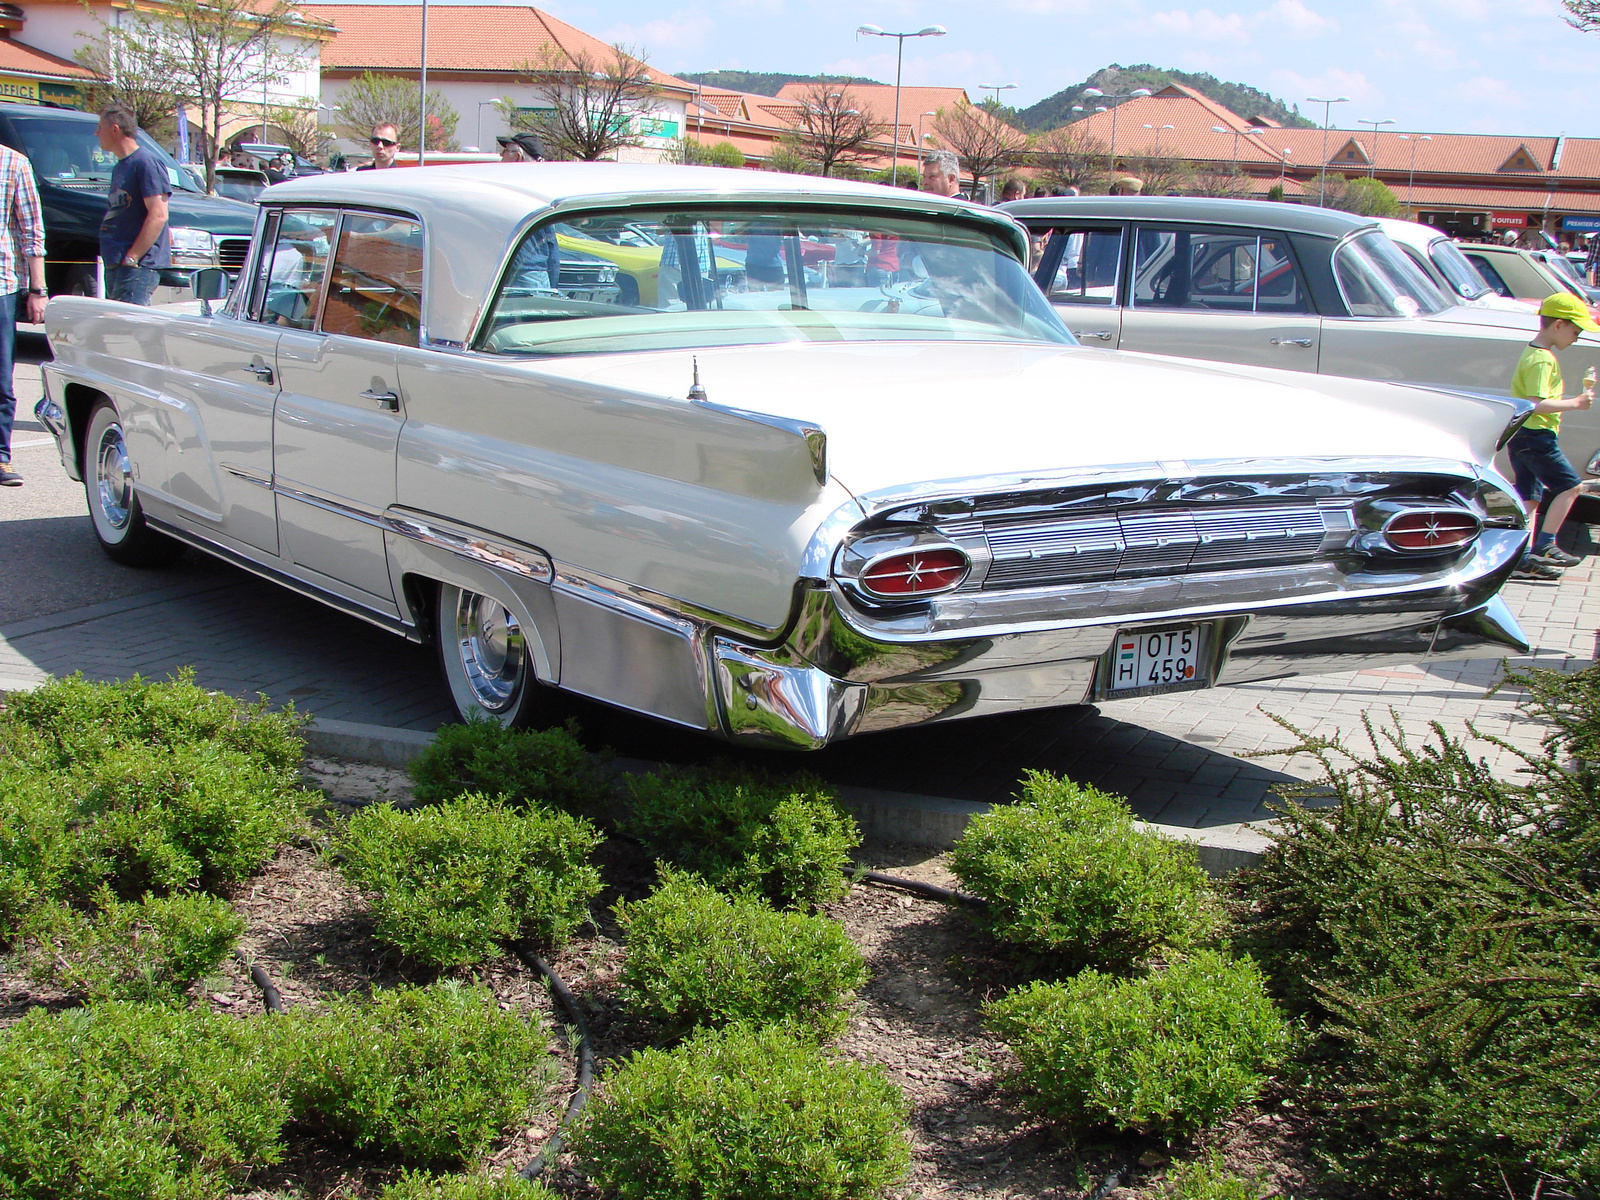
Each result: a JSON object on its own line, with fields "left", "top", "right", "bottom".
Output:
{"left": 84, "top": 400, "right": 183, "bottom": 567}
{"left": 435, "top": 582, "right": 558, "bottom": 726}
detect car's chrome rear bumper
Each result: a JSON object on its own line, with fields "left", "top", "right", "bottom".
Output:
{"left": 706, "top": 528, "right": 1530, "bottom": 749}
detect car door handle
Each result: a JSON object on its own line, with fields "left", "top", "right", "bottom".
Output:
{"left": 1075, "top": 330, "right": 1113, "bottom": 341}
{"left": 247, "top": 361, "right": 274, "bottom": 382}
{"left": 361, "top": 389, "right": 400, "bottom": 411}
{"left": 1270, "top": 338, "right": 1314, "bottom": 348}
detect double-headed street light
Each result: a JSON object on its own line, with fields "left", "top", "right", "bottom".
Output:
{"left": 1144, "top": 122, "right": 1174, "bottom": 156}
{"left": 856, "top": 23, "right": 946, "bottom": 186}
{"left": 1081, "top": 85, "right": 1151, "bottom": 173}
{"left": 1358, "top": 118, "right": 1395, "bottom": 177}
{"left": 977, "top": 82, "right": 1017, "bottom": 106}
{"left": 1307, "top": 95, "right": 1350, "bottom": 205}
{"left": 1211, "top": 123, "right": 1243, "bottom": 171}
{"left": 915, "top": 109, "right": 936, "bottom": 167}
{"left": 1398, "top": 133, "right": 1432, "bottom": 209}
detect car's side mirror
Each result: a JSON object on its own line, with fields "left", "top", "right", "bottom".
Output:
{"left": 192, "top": 268, "right": 232, "bottom": 302}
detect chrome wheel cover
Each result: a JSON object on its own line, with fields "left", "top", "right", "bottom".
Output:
{"left": 452, "top": 590, "right": 526, "bottom": 713}
{"left": 94, "top": 421, "right": 133, "bottom": 532}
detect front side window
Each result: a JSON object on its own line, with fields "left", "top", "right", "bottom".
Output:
{"left": 477, "top": 205, "right": 1073, "bottom": 356}
{"left": 250, "top": 208, "right": 338, "bottom": 330}
{"left": 1332, "top": 230, "right": 1449, "bottom": 318}
{"left": 1130, "top": 228, "right": 1309, "bottom": 314}
{"left": 322, "top": 215, "right": 424, "bottom": 346}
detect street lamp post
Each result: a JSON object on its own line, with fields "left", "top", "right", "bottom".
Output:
{"left": 1307, "top": 95, "right": 1350, "bottom": 206}
{"left": 856, "top": 23, "right": 946, "bottom": 186}
{"left": 915, "top": 110, "right": 935, "bottom": 169}
{"left": 1211, "top": 124, "right": 1242, "bottom": 171}
{"left": 475, "top": 100, "right": 499, "bottom": 153}
{"left": 1143, "top": 122, "right": 1174, "bottom": 156}
{"left": 976, "top": 82, "right": 1017, "bottom": 106}
{"left": 1081, "top": 85, "right": 1152, "bottom": 177}
{"left": 1279, "top": 147, "right": 1291, "bottom": 184}
{"left": 1357, "top": 118, "right": 1395, "bottom": 177}
{"left": 1398, "top": 133, "right": 1432, "bottom": 211}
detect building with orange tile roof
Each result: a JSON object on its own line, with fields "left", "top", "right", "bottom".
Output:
{"left": 306, "top": 4, "right": 694, "bottom": 161}
{"left": 1063, "top": 84, "right": 1600, "bottom": 240}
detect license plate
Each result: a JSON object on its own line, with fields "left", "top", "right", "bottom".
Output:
{"left": 1109, "top": 624, "right": 1207, "bottom": 693}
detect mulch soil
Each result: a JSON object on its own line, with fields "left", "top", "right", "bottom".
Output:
{"left": 0, "top": 754, "right": 1342, "bottom": 1200}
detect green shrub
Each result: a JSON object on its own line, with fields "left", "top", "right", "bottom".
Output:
{"left": 24, "top": 890, "right": 244, "bottom": 1002}
{"left": 573, "top": 1022, "right": 909, "bottom": 1199}
{"left": 285, "top": 980, "right": 557, "bottom": 1164}
{"left": 0, "top": 1000, "right": 289, "bottom": 1200}
{"left": 1165, "top": 1151, "right": 1265, "bottom": 1200}
{"left": 408, "top": 717, "right": 612, "bottom": 815}
{"left": 379, "top": 1170, "right": 558, "bottom": 1200}
{"left": 0, "top": 771, "right": 72, "bottom": 942}
{"left": 335, "top": 792, "right": 603, "bottom": 965}
{"left": 1231, "top": 678, "right": 1600, "bottom": 1196}
{"left": 985, "top": 950, "right": 1291, "bottom": 1139}
{"left": 624, "top": 765, "right": 859, "bottom": 908}
{"left": 615, "top": 870, "right": 866, "bottom": 1038}
{"left": 950, "top": 770, "right": 1218, "bottom": 968}
{"left": 0, "top": 670, "right": 306, "bottom": 773}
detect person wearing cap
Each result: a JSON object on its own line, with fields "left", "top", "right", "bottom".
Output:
{"left": 499, "top": 132, "right": 560, "bottom": 294}
{"left": 497, "top": 132, "right": 550, "bottom": 163}
{"left": 1505, "top": 292, "right": 1598, "bottom": 578}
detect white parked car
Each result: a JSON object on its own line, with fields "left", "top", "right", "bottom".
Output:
{"left": 37, "top": 166, "right": 1531, "bottom": 746}
{"left": 1374, "top": 217, "right": 1532, "bottom": 315}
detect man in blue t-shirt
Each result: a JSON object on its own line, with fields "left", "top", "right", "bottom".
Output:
{"left": 96, "top": 100, "right": 170, "bottom": 305}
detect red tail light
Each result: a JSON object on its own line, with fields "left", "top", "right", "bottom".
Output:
{"left": 859, "top": 547, "right": 969, "bottom": 598}
{"left": 1383, "top": 509, "right": 1481, "bottom": 553}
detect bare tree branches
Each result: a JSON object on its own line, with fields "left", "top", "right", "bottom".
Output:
{"left": 931, "top": 101, "right": 1025, "bottom": 195}
{"left": 1564, "top": 0, "right": 1600, "bottom": 31}
{"left": 81, "top": 0, "right": 314, "bottom": 192}
{"left": 785, "top": 83, "right": 884, "bottom": 177}
{"left": 73, "top": 37, "right": 187, "bottom": 143}
{"left": 336, "top": 72, "right": 459, "bottom": 154}
{"left": 1029, "top": 124, "right": 1108, "bottom": 193}
{"left": 506, "top": 43, "right": 660, "bottom": 161}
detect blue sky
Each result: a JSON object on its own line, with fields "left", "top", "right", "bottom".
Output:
{"left": 467, "top": 0, "right": 1600, "bottom": 137}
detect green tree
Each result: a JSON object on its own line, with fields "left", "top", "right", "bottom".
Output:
{"left": 1326, "top": 174, "right": 1402, "bottom": 217}
{"left": 336, "top": 71, "right": 459, "bottom": 154}
{"left": 501, "top": 43, "right": 659, "bottom": 162}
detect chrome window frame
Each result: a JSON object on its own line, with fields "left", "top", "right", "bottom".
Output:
{"left": 1125, "top": 223, "right": 1311, "bottom": 314}
{"left": 1329, "top": 228, "right": 1451, "bottom": 320}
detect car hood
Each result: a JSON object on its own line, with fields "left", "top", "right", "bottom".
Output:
{"left": 525, "top": 341, "right": 1520, "bottom": 498}
{"left": 166, "top": 191, "right": 258, "bottom": 237}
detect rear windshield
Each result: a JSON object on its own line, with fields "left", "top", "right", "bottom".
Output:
{"left": 10, "top": 113, "right": 202, "bottom": 193}
{"left": 477, "top": 204, "right": 1074, "bottom": 356}
{"left": 1332, "top": 230, "right": 1450, "bottom": 318}
{"left": 1427, "top": 239, "right": 1492, "bottom": 301}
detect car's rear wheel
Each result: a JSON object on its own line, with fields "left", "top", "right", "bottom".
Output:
{"left": 435, "top": 582, "right": 558, "bottom": 726}
{"left": 84, "top": 400, "right": 183, "bottom": 567}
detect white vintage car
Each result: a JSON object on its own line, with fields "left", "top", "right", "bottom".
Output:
{"left": 38, "top": 165, "right": 1532, "bottom": 748}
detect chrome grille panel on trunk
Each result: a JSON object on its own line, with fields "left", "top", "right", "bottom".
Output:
{"left": 981, "top": 503, "right": 1340, "bottom": 588}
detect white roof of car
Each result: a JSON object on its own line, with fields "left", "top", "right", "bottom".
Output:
{"left": 264, "top": 162, "right": 1025, "bottom": 346}
{"left": 1375, "top": 217, "right": 1447, "bottom": 252}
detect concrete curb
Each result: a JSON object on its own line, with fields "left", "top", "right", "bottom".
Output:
{"left": 303, "top": 717, "right": 1273, "bottom": 874}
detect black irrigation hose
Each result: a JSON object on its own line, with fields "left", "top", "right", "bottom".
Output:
{"left": 1083, "top": 1159, "right": 1134, "bottom": 1200}
{"left": 233, "top": 950, "right": 285, "bottom": 1014}
{"left": 509, "top": 943, "right": 595, "bottom": 1182}
{"left": 858, "top": 870, "right": 989, "bottom": 908}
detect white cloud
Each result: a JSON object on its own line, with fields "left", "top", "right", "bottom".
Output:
{"left": 1259, "top": 0, "right": 1336, "bottom": 36}
{"left": 601, "top": 11, "right": 716, "bottom": 54}
{"left": 1449, "top": 74, "right": 1527, "bottom": 113}
{"left": 1146, "top": 7, "right": 1249, "bottom": 39}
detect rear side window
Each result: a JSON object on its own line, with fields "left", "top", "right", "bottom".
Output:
{"left": 321, "top": 215, "right": 425, "bottom": 346}
{"left": 1461, "top": 252, "right": 1512, "bottom": 297}
{"left": 1037, "top": 227, "right": 1123, "bottom": 306}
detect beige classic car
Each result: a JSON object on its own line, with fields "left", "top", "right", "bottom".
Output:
{"left": 38, "top": 166, "right": 1531, "bottom": 746}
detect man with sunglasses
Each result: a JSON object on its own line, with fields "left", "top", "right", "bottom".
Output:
{"left": 358, "top": 124, "right": 400, "bottom": 170}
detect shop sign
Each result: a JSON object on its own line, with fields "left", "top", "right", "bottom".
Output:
{"left": 637, "top": 117, "right": 679, "bottom": 139}
{"left": 0, "top": 75, "right": 40, "bottom": 102}
{"left": 1563, "top": 216, "right": 1600, "bottom": 232}
{"left": 1491, "top": 212, "right": 1530, "bottom": 228}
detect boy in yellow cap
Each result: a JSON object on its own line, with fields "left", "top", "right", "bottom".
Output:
{"left": 1506, "top": 292, "right": 1598, "bottom": 578}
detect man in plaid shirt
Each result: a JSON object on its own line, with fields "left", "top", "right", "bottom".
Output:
{"left": 0, "top": 140, "right": 46, "bottom": 487}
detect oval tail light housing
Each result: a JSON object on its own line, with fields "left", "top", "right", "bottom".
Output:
{"left": 859, "top": 547, "right": 970, "bottom": 598}
{"left": 1383, "top": 509, "right": 1481, "bottom": 553}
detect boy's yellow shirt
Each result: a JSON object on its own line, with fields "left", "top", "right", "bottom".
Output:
{"left": 1512, "top": 344, "right": 1563, "bottom": 433}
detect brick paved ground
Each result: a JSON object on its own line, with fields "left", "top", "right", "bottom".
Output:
{"left": 4, "top": 330, "right": 1591, "bottom": 832}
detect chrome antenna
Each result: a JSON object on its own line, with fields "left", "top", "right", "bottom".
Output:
{"left": 687, "top": 356, "right": 707, "bottom": 402}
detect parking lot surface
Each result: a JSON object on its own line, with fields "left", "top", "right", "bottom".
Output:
{"left": 4, "top": 332, "right": 1590, "bottom": 831}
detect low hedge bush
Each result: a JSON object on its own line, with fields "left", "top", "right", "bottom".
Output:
{"left": 573, "top": 1022, "right": 910, "bottom": 1200}
{"left": 0, "top": 769, "right": 73, "bottom": 942}
{"left": 950, "top": 770, "right": 1218, "bottom": 968}
{"left": 335, "top": 792, "right": 603, "bottom": 965}
{"left": 984, "top": 950, "right": 1291, "bottom": 1139}
{"left": 1231, "top": 674, "right": 1600, "bottom": 1196}
{"left": 623, "top": 765, "right": 859, "bottom": 909}
{"left": 615, "top": 870, "right": 866, "bottom": 1038}
{"left": 1165, "top": 1152, "right": 1265, "bottom": 1200}
{"left": 379, "top": 1171, "right": 558, "bottom": 1200}
{"left": 0, "top": 1000, "right": 289, "bottom": 1200}
{"left": 408, "top": 717, "right": 612, "bottom": 816}
{"left": 24, "top": 890, "right": 244, "bottom": 1003}
{"left": 284, "top": 980, "right": 557, "bottom": 1164}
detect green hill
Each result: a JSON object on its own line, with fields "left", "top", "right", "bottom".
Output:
{"left": 1018, "top": 64, "right": 1317, "bottom": 132}
{"left": 677, "top": 70, "right": 884, "bottom": 97}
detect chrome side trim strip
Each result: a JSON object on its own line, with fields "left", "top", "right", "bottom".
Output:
{"left": 221, "top": 463, "right": 272, "bottom": 489}
{"left": 144, "top": 517, "right": 421, "bottom": 642}
{"left": 383, "top": 507, "right": 554, "bottom": 583}
{"left": 691, "top": 398, "right": 828, "bottom": 485}
{"left": 273, "top": 480, "right": 388, "bottom": 527}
